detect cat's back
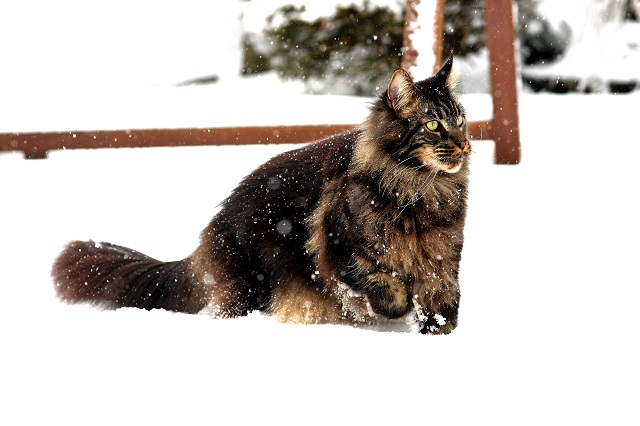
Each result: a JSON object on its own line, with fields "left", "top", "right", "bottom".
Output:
{"left": 205, "top": 129, "right": 359, "bottom": 256}
{"left": 222, "top": 130, "right": 359, "bottom": 216}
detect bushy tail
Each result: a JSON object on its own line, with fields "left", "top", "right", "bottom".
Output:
{"left": 52, "top": 240, "right": 205, "bottom": 313}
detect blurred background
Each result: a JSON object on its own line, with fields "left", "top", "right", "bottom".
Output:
{"left": 242, "top": 0, "right": 640, "bottom": 95}
{"left": 2, "top": 0, "right": 638, "bottom": 98}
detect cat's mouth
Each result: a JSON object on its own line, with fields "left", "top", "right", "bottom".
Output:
{"left": 441, "top": 157, "right": 463, "bottom": 165}
{"left": 438, "top": 142, "right": 471, "bottom": 173}
{"left": 415, "top": 144, "right": 469, "bottom": 173}
{"left": 440, "top": 158, "right": 462, "bottom": 173}
{"left": 438, "top": 157, "right": 464, "bottom": 173}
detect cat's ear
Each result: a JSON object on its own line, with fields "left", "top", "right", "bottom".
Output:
{"left": 434, "top": 53, "right": 459, "bottom": 92}
{"left": 387, "top": 69, "right": 420, "bottom": 119}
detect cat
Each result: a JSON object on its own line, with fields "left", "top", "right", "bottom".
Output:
{"left": 52, "top": 55, "right": 471, "bottom": 335}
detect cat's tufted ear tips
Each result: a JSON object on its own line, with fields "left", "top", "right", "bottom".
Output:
{"left": 434, "top": 53, "right": 459, "bottom": 91}
{"left": 387, "top": 69, "right": 419, "bottom": 119}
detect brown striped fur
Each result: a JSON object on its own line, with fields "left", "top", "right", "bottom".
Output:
{"left": 52, "top": 56, "right": 470, "bottom": 334}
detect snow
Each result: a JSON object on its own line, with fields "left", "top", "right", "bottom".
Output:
{"left": 0, "top": 1, "right": 243, "bottom": 90}
{"left": 242, "top": 0, "right": 404, "bottom": 32}
{"left": 538, "top": 0, "right": 591, "bottom": 31}
{"left": 2, "top": 1, "right": 640, "bottom": 424}
{"left": 405, "top": 0, "right": 438, "bottom": 77}
{"left": 2, "top": 92, "right": 640, "bottom": 425}
{"left": 525, "top": 0, "right": 640, "bottom": 89}
{"left": 0, "top": 75, "right": 363, "bottom": 133}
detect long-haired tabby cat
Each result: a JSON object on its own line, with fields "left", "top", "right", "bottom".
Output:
{"left": 52, "top": 56, "right": 471, "bottom": 334}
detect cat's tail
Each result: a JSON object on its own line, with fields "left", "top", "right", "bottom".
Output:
{"left": 51, "top": 240, "right": 206, "bottom": 313}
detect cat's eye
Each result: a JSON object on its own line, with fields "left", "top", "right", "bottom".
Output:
{"left": 457, "top": 116, "right": 464, "bottom": 127}
{"left": 426, "top": 120, "right": 439, "bottom": 131}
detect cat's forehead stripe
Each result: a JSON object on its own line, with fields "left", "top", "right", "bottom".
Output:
{"left": 431, "top": 105, "right": 449, "bottom": 120}
{"left": 427, "top": 100, "right": 460, "bottom": 119}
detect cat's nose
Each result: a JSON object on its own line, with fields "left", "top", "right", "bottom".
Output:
{"left": 454, "top": 139, "right": 467, "bottom": 151}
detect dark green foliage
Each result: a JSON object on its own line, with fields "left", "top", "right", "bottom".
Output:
{"left": 246, "top": 2, "right": 405, "bottom": 95}
{"left": 242, "top": 33, "right": 271, "bottom": 75}
{"left": 444, "top": 0, "right": 571, "bottom": 66}
{"left": 443, "top": 0, "right": 485, "bottom": 56}
{"left": 516, "top": 1, "right": 571, "bottom": 65}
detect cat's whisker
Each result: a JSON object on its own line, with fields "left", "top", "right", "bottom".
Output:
{"left": 409, "top": 168, "right": 439, "bottom": 207}
{"left": 382, "top": 162, "right": 425, "bottom": 200}
{"left": 392, "top": 167, "right": 438, "bottom": 221}
{"left": 379, "top": 157, "right": 413, "bottom": 196}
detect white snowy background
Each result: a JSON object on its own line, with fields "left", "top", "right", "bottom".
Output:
{"left": 1, "top": 1, "right": 639, "bottom": 425}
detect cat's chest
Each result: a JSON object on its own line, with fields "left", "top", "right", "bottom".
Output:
{"left": 377, "top": 228, "right": 442, "bottom": 272}
{"left": 367, "top": 207, "right": 464, "bottom": 286}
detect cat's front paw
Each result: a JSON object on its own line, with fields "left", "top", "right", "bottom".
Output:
{"left": 365, "top": 272, "right": 410, "bottom": 319}
{"left": 417, "top": 312, "right": 455, "bottom": 335}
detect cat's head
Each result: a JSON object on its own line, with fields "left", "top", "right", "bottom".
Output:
{"left": 373, "top": 55, "right": 471, "bottom": 174}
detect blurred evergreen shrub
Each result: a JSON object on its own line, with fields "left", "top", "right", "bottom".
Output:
{"left": 246, "top": 2, "right": 404, "bottom": 95}
{"left": 516, "top": 1, "right": 571, "bottom": 65}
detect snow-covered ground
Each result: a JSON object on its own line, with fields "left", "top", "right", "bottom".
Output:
{"left": 2, "top": 1, "right": 640, "bottom": 424}
{"left": 1, "top": 91, "right": 639, "bottom": 425}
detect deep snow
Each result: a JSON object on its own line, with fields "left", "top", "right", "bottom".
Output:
{"left": 2, "top": 1, "right": 639, "bottom": 424}
{"left": 1, "top": 92, "right": 639, "bottom": 425}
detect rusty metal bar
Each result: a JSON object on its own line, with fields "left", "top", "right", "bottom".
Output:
{"left": 0, "top": 125, "right": 354, "bottom": 159}
{"left": 485, "top": 0, "right": 521, "bottom": 164}
{"left": 433, "top": 0, "right": 445, "bottom": 73}
{"left": 401, "top": 0, "right": 418, "bottom": 71}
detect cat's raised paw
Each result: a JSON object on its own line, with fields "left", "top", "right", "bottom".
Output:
{"left": 365, "top": 273, "right": 411, "bottom": 319}
{"left": 418, "top": 313, "right": 455, "bottom": 335}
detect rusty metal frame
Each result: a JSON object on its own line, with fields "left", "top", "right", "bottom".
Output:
{"left": 2, "top": 126, "right": 354, "bottom": 160}
{"left": 483, "top": 0, "right": 521, "bottom": 163}
{"left": 1, "top": 0, "right": 520, "bottom": 163}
